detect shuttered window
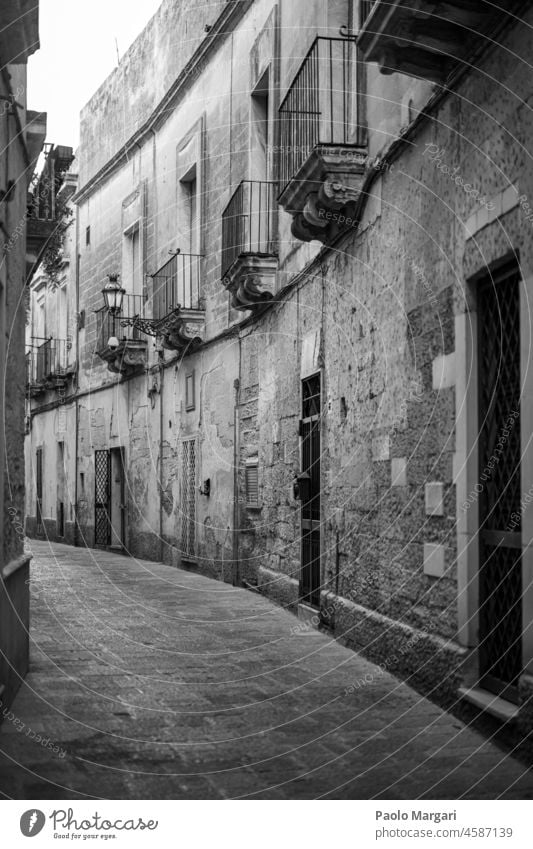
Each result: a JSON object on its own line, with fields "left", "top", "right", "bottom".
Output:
{"left": 245, "top": 457, "right": 259, "bottom": 506}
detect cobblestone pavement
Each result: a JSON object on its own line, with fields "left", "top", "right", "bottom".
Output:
{"left": 1, "top": 541, "right": 532, "bottom": 800}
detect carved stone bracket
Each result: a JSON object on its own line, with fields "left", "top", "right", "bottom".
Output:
{"left": 27, "top": 365, "right": 76, "bottom": 397}
{"left": 159, "top": 308, "right": 205, "bottom": 353}
{"left": 98, "top": 339, "right": 148, "bottom": 375}
{"left": 223, "top": 253, "right": 277, "bottom": 312}
{"left": 278, "top": 145, "right": 368, "bottom": 243}
{"left": 358, "top": 0, "right": 509, "bottom": 83}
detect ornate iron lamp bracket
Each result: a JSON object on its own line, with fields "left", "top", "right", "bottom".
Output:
{"left": 119, "top": 307, "right": 183, "bottom": 338}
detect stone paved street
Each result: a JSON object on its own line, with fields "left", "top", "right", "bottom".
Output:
{"left": 1, "top": 541, "right": 532, "bottom": 800}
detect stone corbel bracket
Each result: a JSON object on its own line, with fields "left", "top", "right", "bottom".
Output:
{"left": 159, "top": 308, "right": 206, "bottom": 353}
{"left": 223, "top": 253, "right": 277, "bottom": 312}
{"left": 99, "top": 339, "right": 148, "bottom": 376}
{"left": 278, "top": 145, "right": 368, "bottom": 243}
{"left": 357, "top": 0, "right": 503, "bottom": 84}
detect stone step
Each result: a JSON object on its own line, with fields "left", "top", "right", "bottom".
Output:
{"left": 458, "top": 686, "right": 519, "bottom": 722}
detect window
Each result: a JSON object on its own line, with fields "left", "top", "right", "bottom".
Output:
{"left": 245, "top": 456, "right": 259, "bottom": 507}
{"left": 35, "top": 293, "right": 45, "bottom": 339}
{"left": 85, "top": 225, "right": 91, "bottom": 246}
{"left": 185, "top": 370, "right": 195, "bottom": 411}
{"left": 177, "top": 125, "right": 203, "bottom": 257}
{"left": 251, "top": 68, "right": 270, "bottom": 181}
{"left": 123, "top": 224, "right": 142, "bottom": 296}
{"left": 180, "top": 170, "right": 199, "bottom": 255}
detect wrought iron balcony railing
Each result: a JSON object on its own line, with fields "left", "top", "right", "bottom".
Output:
{"left": 27, "top": 143, "right": 74, "bottom": 221}
{"left": 95, "top": 294, "right": 145, "bottom": 354}
{"left": 221, "top": 181, "right": 277, "bottom": 280}
{"left": 152, "top": 253, "right": 202, "bottom": 321}
{"left": 26, "top": 338, "right": 73, "bottom": 390}
{"left": 278, "top": 37, "right": 358, "bottom": 194}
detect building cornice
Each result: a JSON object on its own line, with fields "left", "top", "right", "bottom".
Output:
{"left": 73, "top": 0, "right": 254, "bottom": 205}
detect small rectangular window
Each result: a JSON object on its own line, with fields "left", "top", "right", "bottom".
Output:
{"left": 85, "top": 225, "right": 91, "bottom": 246}
{"left": 245, "top": 457, "right": 259, "bottom": 506}
{"left": 185, "top": 370, "right": 195, "bottom": 411}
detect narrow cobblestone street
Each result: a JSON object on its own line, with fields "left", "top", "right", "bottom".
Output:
{"left": 0, "top": 541, "right": 532, "bottom": 800}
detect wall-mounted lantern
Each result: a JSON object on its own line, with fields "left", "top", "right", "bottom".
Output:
{"left": 102, "top": 274, "right": 125, "bottom": 348}
{"left": 102, "top": 273, "right": 125, "bottom": 314}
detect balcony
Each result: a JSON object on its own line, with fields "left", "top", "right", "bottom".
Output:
{"left": 221, "top": 181, "right": 277, "bottom": 311}
{"left": 26, "top": 143, "right": 74, "bottom": 278}
{"left": 151, "top": 253, "right": 205, "bottom": 352}
{"left": 278, "top": 36, "right": 367, "bottom": 243}
{"left": 26, "top": 338, "right": 75, "bottom": 397}
{"left": 357, "top": 1, "right": 514, "bottom": 83}
{"left": 95, "top": 294, "right": 148, "bottom": 375}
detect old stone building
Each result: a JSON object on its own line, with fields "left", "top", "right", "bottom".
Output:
{"left": 1, "top": 1, "right": 49, "bottom": 711}
{"left": 25, "top": 0, "right": 533, "bottom": 728}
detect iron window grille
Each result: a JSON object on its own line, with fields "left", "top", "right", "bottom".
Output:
{"left": 181, "top": 438, "right": 197, "bottom": 558}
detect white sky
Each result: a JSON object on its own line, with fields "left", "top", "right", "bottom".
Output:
{"left": 27, "top": 0, "right": 164, "bottom": 150}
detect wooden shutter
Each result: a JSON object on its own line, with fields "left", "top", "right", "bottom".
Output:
{"left": 245, "top": 458, "right": 259, "bottom": 505}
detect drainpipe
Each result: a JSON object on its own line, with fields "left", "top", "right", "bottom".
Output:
{"left": 73, "top": 212, "right": 81, "bottom": 546}
{"left": 159, "top": 362, "right": 164, "bottom": 563}
{"left": 232, "top": 337, "right": 241, "bottom": 585}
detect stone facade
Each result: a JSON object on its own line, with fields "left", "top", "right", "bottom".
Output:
{"left": 1, "top": 1, "right": 46, "bottom": 713}
{"left": 24, "top": 0, "right": 533, "bottom": 728}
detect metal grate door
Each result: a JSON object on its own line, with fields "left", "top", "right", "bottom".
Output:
{"left": 181, "top": 438, "right": 197, "bottom": 558}
{"left": 477, "top": 264, "right": 522, "bottom": 702}
{"left": 94, "top": 449, "right": 111, "bottom": 546}
{"left": 300, "top": 374, "right": 321, "bottom": 607}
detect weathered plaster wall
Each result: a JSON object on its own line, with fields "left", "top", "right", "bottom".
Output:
{"left": 1, "top": 61, "right": 33, "bottom": 710}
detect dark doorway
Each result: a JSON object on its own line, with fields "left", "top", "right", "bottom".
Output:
{"left": 36, "top": 447, "right": 43, "bottom": 535}
{"left": 300, "top": 373, "right": 321, "bottom": 607}
{"left": 477, "top": 263, "right": 522, "bottom": 703}
{"left": 110, "top": 447, "right": 126, "bottom": 550}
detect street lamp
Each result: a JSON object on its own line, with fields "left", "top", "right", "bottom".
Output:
{"left": 102, "top": 274, "right": 125, "bottom": 348}
{"left": 102, "top": 274, "right": 125, "bottom": 313}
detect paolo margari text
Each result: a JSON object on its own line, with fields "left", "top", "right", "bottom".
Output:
{"left": 50, "top": 808, "right": 158, "bottom": 838}
{"left": 376, "top": 810, "right": 457, "bottom": 824}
